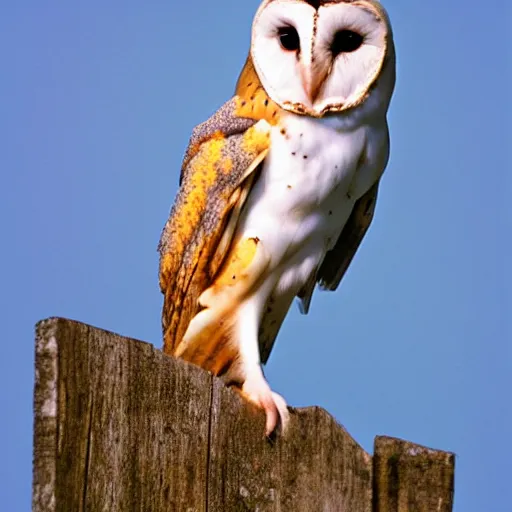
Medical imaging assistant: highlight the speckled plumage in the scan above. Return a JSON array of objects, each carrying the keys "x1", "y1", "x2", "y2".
[{"x1": 159, "y1": 99, "x2": 271, "y2": 351}]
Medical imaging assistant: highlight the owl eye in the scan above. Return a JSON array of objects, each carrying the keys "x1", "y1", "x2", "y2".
[
  {"x1": 331, "y1": 30, "x2": 364, "y2": 56},
  {"x1": 277, "y1": 26, "x2": 300, "y2": 52}
]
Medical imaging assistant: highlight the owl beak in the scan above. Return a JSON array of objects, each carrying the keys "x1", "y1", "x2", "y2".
[{"x1": 300, "y1": 59, "x2": 330, "y2": 106}]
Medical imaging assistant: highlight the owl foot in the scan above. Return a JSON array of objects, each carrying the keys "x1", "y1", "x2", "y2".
[{"x1": 240, "y1": 371, "x2": 289, "y2": 436}]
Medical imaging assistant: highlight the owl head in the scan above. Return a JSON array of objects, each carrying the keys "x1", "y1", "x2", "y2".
[{"x1": 247, "y1": 0, "x2": 395, "y2": 118}]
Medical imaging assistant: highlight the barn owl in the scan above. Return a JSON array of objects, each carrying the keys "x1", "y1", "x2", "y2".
[{"x1": 159, "y1": 0, "x2": 395, "y2": 435}]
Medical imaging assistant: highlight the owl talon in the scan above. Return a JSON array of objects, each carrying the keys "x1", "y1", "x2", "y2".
[
  {"x1": 271, "y1": 391, "x2": 290, "y2": 433},
  {"x1": 240, "y1": 373, "x2": 289, "y2": 436}
]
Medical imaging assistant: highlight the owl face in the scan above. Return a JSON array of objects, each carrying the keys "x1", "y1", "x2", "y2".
[{"x1": 250, "y1": 0, "x2": 394, "y2": 117}]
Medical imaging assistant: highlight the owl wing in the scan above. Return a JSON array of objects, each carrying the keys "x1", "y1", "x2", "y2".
[
  {"x1": 297, "y1": 181, "x2": 380, "y2": 314},
  {"x1": 158, "y1": 98, "x2": 271, "y2": 355},
  {"x1": 316, "y1": 181, "x2": 380, "y2": 291}
]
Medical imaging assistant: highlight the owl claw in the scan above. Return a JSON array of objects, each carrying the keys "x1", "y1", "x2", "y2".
[
  {"x1": 240, "y1": 373, "x2": 289, "y2": 436},
  {"x1": 271, "y1": 391, "x2": 290, "y2": 433}
]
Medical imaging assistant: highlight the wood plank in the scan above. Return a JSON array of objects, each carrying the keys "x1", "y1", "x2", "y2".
[
  {"x1": 33, "y1": 317, "x2": 454, "y2": 512},
  {"x1": 33, "y1": 318, "x2": 211, "y2": 512},
  {"x1": 207, "y1": 378, "x2": 373, "y2": 511},
  {"x1": 373, "y1": 436, "x2": 455, "y2": 512}
]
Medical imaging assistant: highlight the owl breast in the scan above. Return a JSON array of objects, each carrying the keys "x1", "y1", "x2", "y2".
[{"x1": 235, "y1": 112, "x2": 387, "y2": 298}]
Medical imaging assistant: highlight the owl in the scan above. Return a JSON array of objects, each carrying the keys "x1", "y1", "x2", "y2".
[{"x1": 159, "y1": 0, "x2": 395, "y2": 435}]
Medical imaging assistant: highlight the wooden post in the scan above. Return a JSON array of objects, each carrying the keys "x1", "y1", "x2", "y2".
[{"x1": 33, "y1": 318, "x2": 455, "y2": 511}]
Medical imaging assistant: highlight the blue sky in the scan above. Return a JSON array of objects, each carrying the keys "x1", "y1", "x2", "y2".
[{"x1": 1, "y1": 1, "x2": 510, "y2": 510}]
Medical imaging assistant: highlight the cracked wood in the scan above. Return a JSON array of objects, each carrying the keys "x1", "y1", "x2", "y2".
[{"x1": 33, "y1": 317, "x2": 454, "y2": 511}]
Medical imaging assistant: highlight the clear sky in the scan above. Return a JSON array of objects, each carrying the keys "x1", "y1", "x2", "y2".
[{"x1": 1, "y1": 1, "x2": 510, "y2": 510}]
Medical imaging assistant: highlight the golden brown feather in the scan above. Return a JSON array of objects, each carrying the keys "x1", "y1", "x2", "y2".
[{"x1": 159, "y1": 98, "x2": 271, "y2": 359}]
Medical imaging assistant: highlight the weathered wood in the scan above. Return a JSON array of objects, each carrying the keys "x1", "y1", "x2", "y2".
[
  {"x1": 34, "y1": 318, "x2": 211, "y2": 512},
  {"x1": 207, "y1": 384, "x2": 372, "y2": 511},
  {"x1": 373, "y1": 436, "x2": 455, "y2": 512},
  {"x1": 33, "y1": 317, "x2": 454, "y2": 512}
]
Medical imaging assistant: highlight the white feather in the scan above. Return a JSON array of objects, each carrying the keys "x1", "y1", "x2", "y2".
[{"x1": 236, "y1": 110, "x2": 389, "y2": 326}]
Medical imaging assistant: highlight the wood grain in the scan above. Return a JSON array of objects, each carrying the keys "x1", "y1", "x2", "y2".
[
  {"x1": 208, "y1": 379, "x2": 373, "y2": 512},
  {"x1": 34, "y1": 318, "x2": 211, "y2": 512},
  {"x1": 373, "y1": 436, "x2": 455, "y2": 512},
  {"x1": 33, "y1": 318, "x2": 454, "y2": 511}
]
